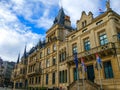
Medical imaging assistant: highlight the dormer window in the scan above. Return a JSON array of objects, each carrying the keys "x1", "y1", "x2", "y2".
[
  {"x1": 82, "y1": 20, "x2": 87, "y2": 28},
  {"x1": 96, "y1": 20, "x2": 103, "y2": 25},
  {"x1": 82, "y1": 28, "x2": 87, "y2": 33},
  {"x1": 82, "y1": 22, "x2": 84, "y2": 28}
]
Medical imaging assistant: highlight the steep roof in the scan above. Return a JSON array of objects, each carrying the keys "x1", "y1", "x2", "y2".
[{"x1": 53, "y1": 8, "x2": 65, "y2": 25}]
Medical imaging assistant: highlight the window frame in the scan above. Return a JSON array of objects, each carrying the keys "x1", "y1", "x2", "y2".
[
  {"x1": 99, "y1": 32, "x2": 108, "y2": 45},
  {"x1": 84, "y1": 38, "x2": 90, "y2": 51},
  {"x1": 103, "y1": 61, "x2": 114, "y2": 79},
  {"x1": 72, "y1": 43, "x2": 77, "y2": 54}
]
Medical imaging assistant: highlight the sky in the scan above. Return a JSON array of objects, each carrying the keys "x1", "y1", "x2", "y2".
[{"x1": 0, "y1": 0, "x2": 120, "y2": 62}]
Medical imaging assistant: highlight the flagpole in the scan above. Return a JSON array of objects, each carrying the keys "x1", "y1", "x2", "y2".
[
  {"x1": 98, "y1": 63, "x2": 102, "y2": 90},
  {"x1": 82, "y1": 66, "x2": 85, "y2": 90},
  {"x1": 77, "y1": 67, "x2": 80, "y2": 90},
  {"x1": 74, "y1": 52, "x2": 80, "y2": 90}
]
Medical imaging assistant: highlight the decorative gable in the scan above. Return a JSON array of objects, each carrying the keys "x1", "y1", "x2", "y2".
[{"x1": 77, "y1": 11, "x2": 93, "y2": 30}]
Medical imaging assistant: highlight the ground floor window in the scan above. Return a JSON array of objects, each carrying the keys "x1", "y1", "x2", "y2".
[
  {"x1": 46, "y1": 74, "x2": 48, "y2": 85},
  {"x1": 52, "y1": 72, "x2": 55, "y2": 84},
  {"x1": 103, "y1": 61, "x2": 113, "y2": 79},
  {"x1": 59, "y1": 70, "x2": 67, "y2": 83},
  {"x1": 73, "y1": 68, "x2": 78, "y2": 81}
]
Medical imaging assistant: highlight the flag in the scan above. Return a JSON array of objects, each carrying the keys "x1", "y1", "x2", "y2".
[
  {"x1": 74, "y1": 52, "x2": 78, "y2": 68},
  {"x1": 99, "y1": 8, "x2": 104, "y2": 14},
  {"x1": 81, "y1": 57, "x2": 85, "y2": 66},
  {"x1": 81, "y1": 57, "x2": 87, "y2": 72},
  {"x1": 96, "y1": 53, "x2": 102, "y2": 70}
]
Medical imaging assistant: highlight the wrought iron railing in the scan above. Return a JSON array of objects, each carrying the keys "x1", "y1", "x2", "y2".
[{"x1": 67, "y1": 42, "x2": 115, "y2": 62}]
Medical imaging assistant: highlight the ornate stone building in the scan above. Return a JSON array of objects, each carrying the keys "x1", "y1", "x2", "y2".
[
  {"x1": 12, "y1": 1, "x2": 120, "y2": 90},
  {"x1": 11, "y1": 46, "x2": 28, "y2": 88}
]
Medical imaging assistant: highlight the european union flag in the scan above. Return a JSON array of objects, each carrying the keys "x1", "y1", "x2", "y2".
[{"x1": 74, "y1": 52, "x2": 78, "y2": 68}]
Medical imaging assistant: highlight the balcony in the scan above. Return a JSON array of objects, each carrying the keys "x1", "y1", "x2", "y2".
[
  {"x1": 67, "y1": 42, "x2": 116, "y2": 64},
  {"x1": 27, "y1": 68, "x2": 42, "y2": 76},
  {"x1": 35, "y1": 68, "x2": 42, "y2": 74}
]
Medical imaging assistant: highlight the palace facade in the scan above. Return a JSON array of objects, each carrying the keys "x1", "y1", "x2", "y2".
[{"x1": 11, "y1": 1, "x2": 120, "y2": 90}]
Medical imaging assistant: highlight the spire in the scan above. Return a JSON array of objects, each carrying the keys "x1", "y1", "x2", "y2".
[
  {"x1": 59, "y1": 0, "x2": 63, "y2": 8},
  {"x1": 17, "y1": 53, "x2": 20, "y2": 64},
  {"x1": 53, "y1": 7, "x2": 65, "y2": 25},
  {"x1": 38, "y1": 39, "x2": 42, "y2": 48},
  {"x1": 23, "y1": 45, "x2": 27, "y2": 58}
]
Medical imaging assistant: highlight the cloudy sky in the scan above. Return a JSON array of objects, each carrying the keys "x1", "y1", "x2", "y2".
[{"x1": 0, "y1": 0, "x2": 120, "y2": 62}]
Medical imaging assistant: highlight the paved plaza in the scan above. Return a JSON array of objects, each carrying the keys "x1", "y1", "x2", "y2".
[{"x1": 0, "y1": 87, "x2": 25, "y2": 90}]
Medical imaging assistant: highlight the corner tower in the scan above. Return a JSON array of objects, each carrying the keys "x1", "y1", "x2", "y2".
[
  {"x1": 46, "y1": 8, "x2": 73, "y2": 43},
  {"x1": 53, "y1": 8, "x2": 71, "y2": 28}
]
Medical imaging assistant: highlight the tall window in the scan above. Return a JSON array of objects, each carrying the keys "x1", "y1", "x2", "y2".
[
  {"x1": 46, "y1": 59, "x2": 50, "y2": 68},
  {"x1": 59, "y1": 71, "x2": 62, "y2": 83},
  {"x1": 47, "y1": 47, "x2": 50, "y2": 55},
  {"x1": 46, "y1": 74, "x2": 48, "y2": 85},
  {"x1": 61, "y1": 52, "x2": 65, "y2": 61},
  {"x1": 103, "y1": 61, "x2": 113, "y2": 79},
  {"x1": 39, "y1": 62, "x2": 41, "y2": 69},
  {"x1": 52, "y1": 57, "x2": 56, "y2": 65},
  {"x1": 32, "y1": 77, "x2": 34, "y2": 84},
  {"x1": 59, "y1": 70, "x2": 67, "y2": 83},
  {"x1": 117, "y1": 32, "x2": 120, "y2": 40},
  {"x1": 35, "y1": 77, "x2": 37, "y2": 84},
  {"x1": 72, "y1": 43, "x2": 77, "y2": 54},
  {"x1": 40, "y1": 52, "x2": 42, "y2": 59},
  {"x1": 59, "y1": 50, "x2": 66, "y2": 62},
  {"x1": 84, "y1": 38, "x2": 90, "y2": 51},
  {"x1": 53, "y1": 44, "x2": 56, "y2": 51},
  {"x1": 38, "y1": 76, "x2": 41, "y2": 84},
  {"x1": 64, "y1": 70, "x2": 67, "y2": 83},
  {"x1": 99, "y1": 32, "x2": 108, "y2": 45},
  {"x1": 52, "y1": 72, "x2": 55, "y2": 84},
  {"x1": 73, "y1": 68, "x2": 77, "y2": 81}
]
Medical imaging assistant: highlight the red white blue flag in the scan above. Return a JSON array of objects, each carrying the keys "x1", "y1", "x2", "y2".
[
  {"x1": 96, "y1": 53, "x2": 102, "y2": 70},
  {"x1": 81, "y1": 57, "x2": 87, "y2": 72}
]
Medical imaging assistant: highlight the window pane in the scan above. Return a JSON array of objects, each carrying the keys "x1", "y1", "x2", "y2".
[{"x1": 72, "y1": 44, "x2": 77, "y2": 54}]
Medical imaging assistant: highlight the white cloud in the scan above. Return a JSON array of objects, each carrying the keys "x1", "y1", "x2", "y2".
[
  {"x1": 0, "y1": 1, "x2": 45, "y2": 62},
  {"x1": 0, "y1": 0, "x2": 119, "y2": 62},
  {"x1": 61, "y1": 0, "x2": 120, "y2": 27}
]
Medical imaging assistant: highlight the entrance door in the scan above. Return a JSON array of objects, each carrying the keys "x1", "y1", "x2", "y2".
[
  {"x1": 87, "y1": 65, "x2": 95, "y2": 82},
  {"x1": 73, "y1": 68, "x2": 77, "y2": 81}
]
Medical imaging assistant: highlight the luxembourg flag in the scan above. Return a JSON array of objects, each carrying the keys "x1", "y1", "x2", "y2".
[
  {"x1": 96, "y1": 53, "x2": 102, "y2": 70},
  {"x1": 81, "y1": 57, "x2": 85, "y2": 66},
  {"x1": 81, "y1": 57, "x2": 87, "y2": 72}
]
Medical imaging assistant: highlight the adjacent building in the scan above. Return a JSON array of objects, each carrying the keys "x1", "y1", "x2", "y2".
[
  {"x1": 12, "y1": 1, "x2": 120, "y2": 90},
  {"x1": 0, "y1": 57, "x2": 15, "y2": 87}
]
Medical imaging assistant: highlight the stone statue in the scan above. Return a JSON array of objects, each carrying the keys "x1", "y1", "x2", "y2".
[{"x1": 106, "y1": 0, "x2": 110, "y2": 10}]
